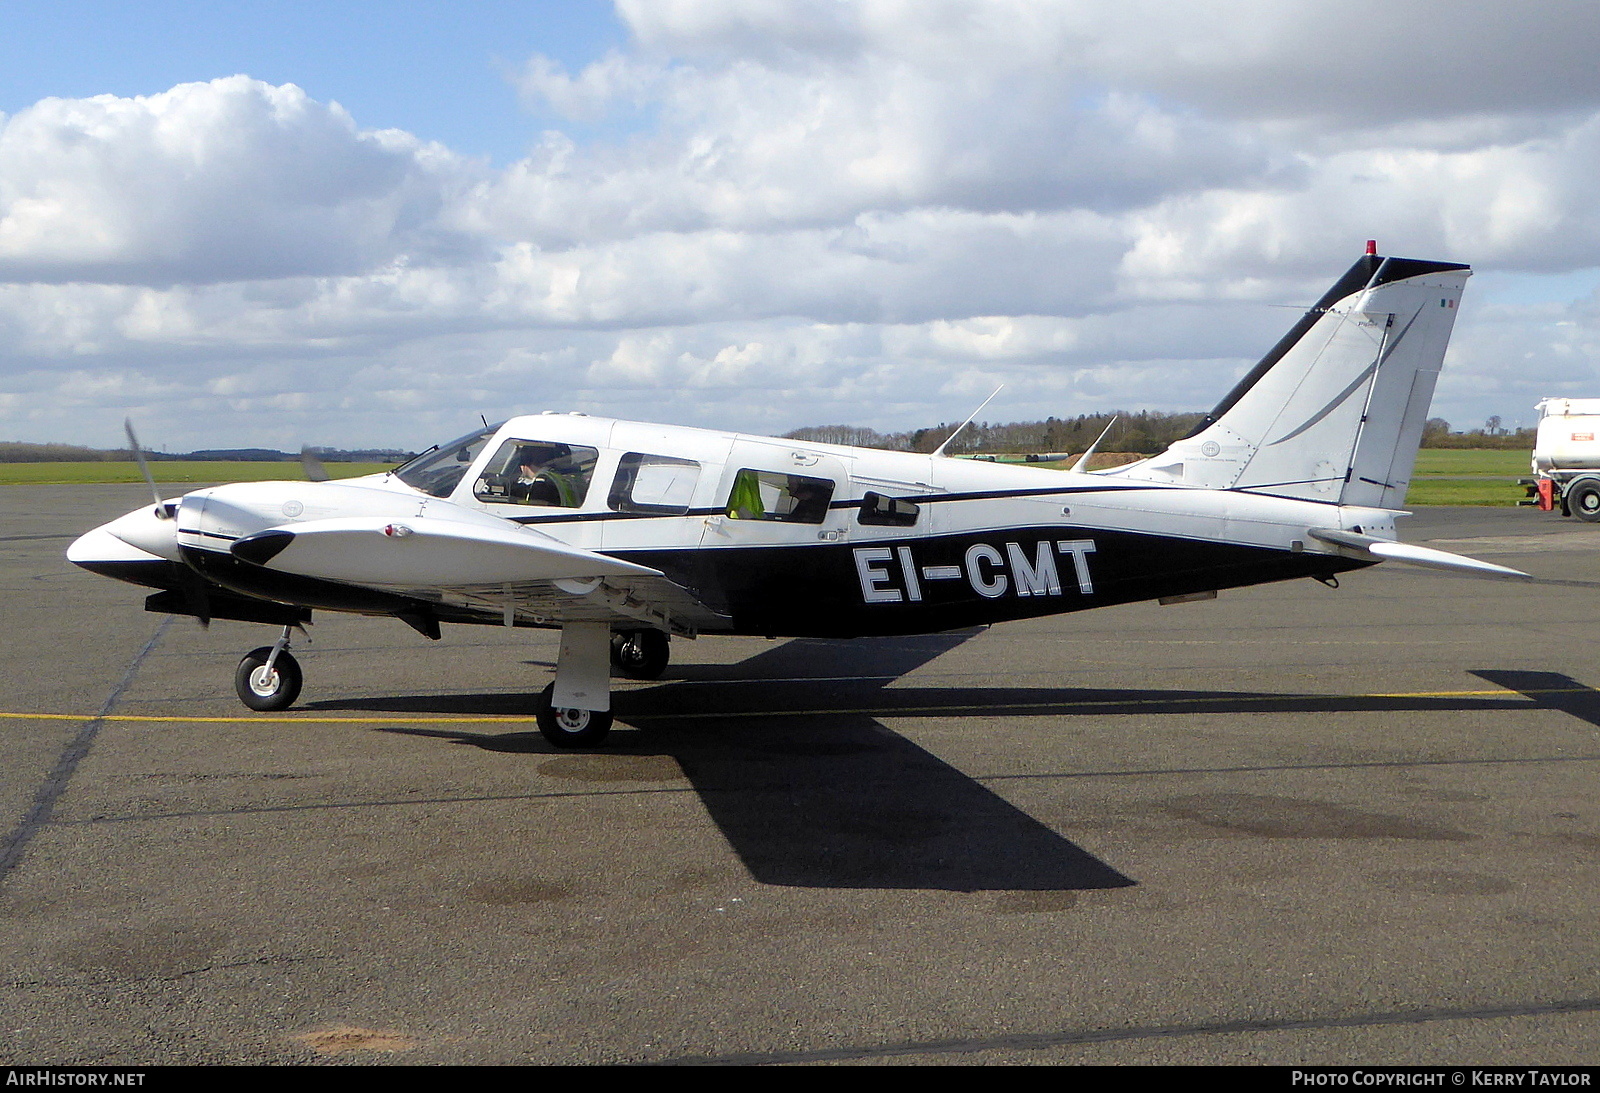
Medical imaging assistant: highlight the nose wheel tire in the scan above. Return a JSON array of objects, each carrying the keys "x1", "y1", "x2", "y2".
[
  {"x1": 610, "y1": 629, "x2": 669, "y2": 680},
  {"x1": 536, "y1": 683, "x2": 613, "y2": 748},
  {"x1": 234, "y1": 647, "x2": 303, "y2": 711}
]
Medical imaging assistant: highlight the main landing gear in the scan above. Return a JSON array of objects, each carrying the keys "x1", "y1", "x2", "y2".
[
  {"x1": 234, "y1": 625, "x2": 303, "y2": 711},
  {"x1": 537, "y1": 625, "x2": 670, "y2": 748},
  {"x1": 610, "y1": 628, "x2": 669, "y2": 680},
  {"x1": 537, "y1": 622, "x2": 615, "y2": 748},
  {"x1": 536, "y1": 682, "x2": 613, "y2": 748}
]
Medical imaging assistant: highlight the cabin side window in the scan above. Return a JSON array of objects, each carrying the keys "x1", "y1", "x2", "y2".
[
  {"x1": 608, "y1": 453, "x2": 701, "y2": 515},
  {"x1": 725, "y1": 469, "x2": 834, "y2": 524},
  {"x1": 473, "y1": 439, "x2": 599, "y2": 508},
  {"x1": 857, "y1": 491, "x2": 920, "y2": 527}
]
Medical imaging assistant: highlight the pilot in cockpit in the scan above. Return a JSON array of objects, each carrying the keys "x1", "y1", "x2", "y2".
[{"x1": 512, "y1": 443, "x2": 577, "y2": 506}]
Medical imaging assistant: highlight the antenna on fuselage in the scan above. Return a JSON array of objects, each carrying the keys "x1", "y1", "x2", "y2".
[
  {"x1": 1069, "y1": 415, "x2": 1118, "y2": 473},
  {"x1": 932, "y1": 385, "x2": 1004, "y2": 458}
]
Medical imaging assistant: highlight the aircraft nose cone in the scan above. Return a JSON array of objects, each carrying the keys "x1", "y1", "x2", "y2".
[{"x1": 103, "y1": 503, "x2": 182, "y2": 562}]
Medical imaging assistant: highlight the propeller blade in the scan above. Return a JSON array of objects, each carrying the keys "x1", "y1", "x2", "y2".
[
  {"x1": 124, "y1": 418, "x2": 167, "y2": 514},
  {"x1": 300, "y1": 446, "x2": 331, "y2": 483}
]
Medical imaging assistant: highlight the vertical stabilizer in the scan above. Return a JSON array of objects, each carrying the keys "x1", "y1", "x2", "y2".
[{"x1": 1116, "y1": 255, "x2": 1470, "y2": 507}]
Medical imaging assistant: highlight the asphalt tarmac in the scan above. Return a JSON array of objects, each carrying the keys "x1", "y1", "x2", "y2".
[{"x1": 2, "y1": 486, "x2": 1599, "y2": 1065}]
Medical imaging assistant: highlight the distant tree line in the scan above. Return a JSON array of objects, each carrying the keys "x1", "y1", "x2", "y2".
[
  {"x1": 0, "y1": 416, "x2": 1538, "y2": 463},
  {"x1": 1420, "y1": 418, "x2": 1536, "y2": 450},
  {"x1": 0, "y1": 442, "x2": 412, "y2": 463},
  {"x1": 0, "y1": 442, "x2": 129, "y2": 463},
  {"x1": 789, "y1": 412, "x2": 1209, "y2": 455},
  {"x1": 786, "y1": 414, "x2": 1536, "y2": 455}
]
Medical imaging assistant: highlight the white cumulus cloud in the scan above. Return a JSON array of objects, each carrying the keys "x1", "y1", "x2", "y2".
[
  {"x1": 0, "y1": 76, "x2": 474, "y2": 285},
  {"x1": 5, "y1": 2, "x2": 1600, "y2": 448}
]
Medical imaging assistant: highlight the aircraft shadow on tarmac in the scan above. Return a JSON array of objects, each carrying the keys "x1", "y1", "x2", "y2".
[
  {"x1": 312, "y1": 631, "x2": 1140, "y2": 892},
  {"x1": 304, "y1": 643, "x2": 1600, "y2": 894}
]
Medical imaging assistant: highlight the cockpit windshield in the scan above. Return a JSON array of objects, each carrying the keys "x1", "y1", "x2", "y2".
[{"x1": 392, "y1": 423, "x2": 502, "y2": 498}]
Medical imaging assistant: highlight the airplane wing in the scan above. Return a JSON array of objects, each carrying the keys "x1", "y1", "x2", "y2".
[
  {"x1": 230, "y1": 516, "x2": 729, "y2": 635},
  {"x1": 1306, "y1": 527, "x2": 1532, "y2": 580}
]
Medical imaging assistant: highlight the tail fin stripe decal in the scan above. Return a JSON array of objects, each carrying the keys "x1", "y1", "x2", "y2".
[
  {"x1": 1266, "y1": 358, "x2": 1378, "y2": 447},
  {"x1": 1264, "y1": 305, "x2": 1423, "y2": 449}
]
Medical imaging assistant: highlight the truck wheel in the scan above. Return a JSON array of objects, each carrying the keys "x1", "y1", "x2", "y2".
[{"x1": 1571, "y1": 482, "x2": 1600, "y2": 522}]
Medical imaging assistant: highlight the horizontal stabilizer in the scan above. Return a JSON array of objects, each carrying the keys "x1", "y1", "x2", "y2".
[
  {"x1": 231, "y1": 516, "x2": 662, "y2": 588},
  {"x1": 1306, "y1": 528, "x2": 1531, "y2": 580}
]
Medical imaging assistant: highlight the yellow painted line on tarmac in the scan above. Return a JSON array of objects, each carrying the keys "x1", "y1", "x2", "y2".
[
  {"x1": 0, "y1": 712, "x2": 522, "y2": 724},
  {"x1": 0, "y1": 686, "x2": 1586, "y2": 726}
]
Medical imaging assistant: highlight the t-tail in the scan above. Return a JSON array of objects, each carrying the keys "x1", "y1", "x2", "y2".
[{"x1": 1118, "y1": 251, "x2": 1471, "y2": 509}]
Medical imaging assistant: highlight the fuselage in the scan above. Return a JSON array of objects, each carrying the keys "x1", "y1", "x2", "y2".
[{"x1": 70, "y1": 411, "x2": 1380, "y2": 639}]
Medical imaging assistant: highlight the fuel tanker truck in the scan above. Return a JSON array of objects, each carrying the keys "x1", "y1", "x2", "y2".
[{"x1": 1522, "y1": 398, "x2": 1600, "y2": 520}]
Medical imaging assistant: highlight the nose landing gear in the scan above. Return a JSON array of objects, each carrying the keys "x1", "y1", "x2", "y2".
[{"x1": 234, "y1": 625, "x2": 304, "y2": 711}]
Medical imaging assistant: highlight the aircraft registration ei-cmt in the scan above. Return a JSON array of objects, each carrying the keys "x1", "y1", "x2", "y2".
[{"x1": 68, "y1": 250, "x2": 1526, "y2": 748}]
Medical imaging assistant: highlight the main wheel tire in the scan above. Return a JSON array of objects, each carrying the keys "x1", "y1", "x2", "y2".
[
  {"x1": 234, "y1": 647, "x2": 303, "y2": 711},
  {"x1": 536, "y1": 682, "x2": 613, "y2": 748},
  {"x1": 1571, "y1": 481, "x2": 1600, "y2": 522},
  {"x1": 610, "y1": 629, "x2": 669, "y2": 680}
]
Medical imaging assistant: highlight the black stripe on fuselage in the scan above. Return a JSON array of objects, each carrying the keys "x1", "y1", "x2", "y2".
[
  {"x1": 502, "y1": 482, "x2": 1186, "y2": 526},
  {"x1": 866, "y1": 483, "x2": 1181, "y2": 507},
  {"x1": 507, "y1": 505, "x2": 726, "y2": 525}
]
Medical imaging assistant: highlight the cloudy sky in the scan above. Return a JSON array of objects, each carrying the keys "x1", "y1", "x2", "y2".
[{"x1": 5, "y1": 0, "x2": 1600, "y2": 452}]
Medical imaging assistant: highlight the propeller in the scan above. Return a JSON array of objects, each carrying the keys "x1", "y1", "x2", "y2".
[
  {"x1": 122, "y1": 416, "x2": 210, "y2": 626},
  {"x1": 124, "y1": 418, "x2": 172, "y2": 518},
  {"x1": 300, "y1": 446, "x2": 331, "y2": 483}
]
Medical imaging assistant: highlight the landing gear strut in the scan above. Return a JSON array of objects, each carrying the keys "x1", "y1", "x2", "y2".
[{"x1": 234, "y1": 626, "x2": 303, "y2": 711}]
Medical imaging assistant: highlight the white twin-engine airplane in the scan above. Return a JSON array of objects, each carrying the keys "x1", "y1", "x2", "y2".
[{"x1": 69, "y1": 251, "x2": 1526, "y2": 748}]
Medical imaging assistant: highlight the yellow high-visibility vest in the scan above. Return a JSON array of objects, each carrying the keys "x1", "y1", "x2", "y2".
[{"x1": 727, "y1": 470, "x2": 764, "y2": 519}]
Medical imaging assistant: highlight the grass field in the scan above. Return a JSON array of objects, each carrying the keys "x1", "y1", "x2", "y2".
[
  {"x1": 1406, "y1": 448, "x2": 1529, "y2": 506},
  {"x1": 1411, "y1": 449, "x2": 1529, "y2": 477},
  {"x1": 0, "y1": 462, "x2": 395, "y2": 485},
  {"x1": 0, "y1": 450, "x2": 1533, "y2": 505}
]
